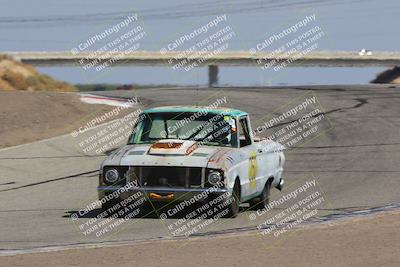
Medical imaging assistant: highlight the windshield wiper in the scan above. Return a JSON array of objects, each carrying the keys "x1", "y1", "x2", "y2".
[
  {"x1": 197, "y1": 125, "x2": 230, "y2": 143},
  {"x1": 186, "y1": 122, "x2": 208, "y2": 140}
]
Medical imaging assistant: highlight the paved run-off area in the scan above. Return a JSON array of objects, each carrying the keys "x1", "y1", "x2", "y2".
[{"x1": 0, "y1": 85, "x2": 399, "y2": 252}]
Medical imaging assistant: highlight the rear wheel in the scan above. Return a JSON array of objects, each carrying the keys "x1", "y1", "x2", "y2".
[{"x1": 250, "y1": 181, "x2": 271, "y2": 210}]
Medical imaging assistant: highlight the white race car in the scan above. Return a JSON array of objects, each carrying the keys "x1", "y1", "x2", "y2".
[{"x1": 98, "y1": 106, "x2": 285, "y2": 218}]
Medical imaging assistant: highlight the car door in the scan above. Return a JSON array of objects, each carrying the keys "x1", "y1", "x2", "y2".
[
  {"x1": 237, "y1": 116, "x2": 260, "y2": 197},
  {"x1": 255, "y1": 138, "x2": 277, "y2": 190}
]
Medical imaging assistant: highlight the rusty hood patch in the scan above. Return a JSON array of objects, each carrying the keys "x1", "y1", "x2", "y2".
[{"x1": 148, "y1": 139, "x2": 198, "y2": 156}]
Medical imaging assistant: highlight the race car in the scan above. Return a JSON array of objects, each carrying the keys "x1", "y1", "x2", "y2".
[{"x1": 98, "y1": 106, "x2": 285, "y2": 218}]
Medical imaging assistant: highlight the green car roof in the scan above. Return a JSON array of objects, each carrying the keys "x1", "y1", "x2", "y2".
[{"x1": 142, "y1": 106, "x2": 247, "y2": 117}]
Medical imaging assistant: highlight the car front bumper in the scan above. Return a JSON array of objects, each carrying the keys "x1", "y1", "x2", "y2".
[{"x1": 97, "y1": 186, "x2": 229, "y2": 202}]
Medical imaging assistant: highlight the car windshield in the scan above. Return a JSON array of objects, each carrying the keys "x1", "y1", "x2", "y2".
[{"x1": 128, "y1": 112, "x2": 238, "y2": 147}]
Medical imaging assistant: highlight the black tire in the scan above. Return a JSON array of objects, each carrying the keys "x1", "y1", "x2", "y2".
[
  {"x1": 101, "y1": 199, "x2": 120, "y2": 214},
  {"x1": 225, "y1": 181, "x2": 240, "y2": 218},
  {"x1": 250, "y1": 181, "x2": 271, "y2": 210}
]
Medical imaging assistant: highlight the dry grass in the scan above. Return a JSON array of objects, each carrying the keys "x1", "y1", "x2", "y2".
[{"x1": 0, "y1": 54, "x2": 76, "y2": 92}]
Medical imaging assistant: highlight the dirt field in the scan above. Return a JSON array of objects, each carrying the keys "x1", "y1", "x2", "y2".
[
  {"x1": 1, "y1": 211, "x2": 399, "y2": 267},
  {"x1": 0, "y1": 91, "x2": 116, "y2": 149}
]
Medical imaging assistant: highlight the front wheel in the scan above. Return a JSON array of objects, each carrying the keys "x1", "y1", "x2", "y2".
[
  {"x1": 224, "y1": 181, "x2": 240, "y2": 218},
  {"x1": 101, "y1": 199, "x2": 120, "y2": 214},
  {"x1": 250, "y1": 181, "x2": 271, "y2": 210}
]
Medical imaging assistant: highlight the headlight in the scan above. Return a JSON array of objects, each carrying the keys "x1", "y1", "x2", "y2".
[
  {"x1": 104, "y1": 169, "x2": 119, "y2": 183},
  {"x1": 208, "y1": 171, "x2": 222, "y2": 185}
]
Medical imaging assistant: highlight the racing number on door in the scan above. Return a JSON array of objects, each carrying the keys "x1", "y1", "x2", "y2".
[{"x1": 248, "y1": 151, "x2": 257, "y2": 189}]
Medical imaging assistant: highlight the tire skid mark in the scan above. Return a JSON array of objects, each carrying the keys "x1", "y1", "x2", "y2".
[{"x1": 0, "y1": 170, "x2": 98, "y2": 193}]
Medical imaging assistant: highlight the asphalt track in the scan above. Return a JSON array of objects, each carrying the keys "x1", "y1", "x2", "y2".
[{"x1": 1, "y1": 85, "x2": 399, "y2": 252}]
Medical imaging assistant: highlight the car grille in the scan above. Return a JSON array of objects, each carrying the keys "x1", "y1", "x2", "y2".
[
  {"x1": 134, "y1": 166, "x2": 203, "y2": 188},
  {"x1": 103, "y1": 166, "x2": 204, "y2": 188}
]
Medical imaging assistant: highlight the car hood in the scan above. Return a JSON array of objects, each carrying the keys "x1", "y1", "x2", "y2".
[{"x1": 102, "y1": 140, "x2": 233, "y2": 168}]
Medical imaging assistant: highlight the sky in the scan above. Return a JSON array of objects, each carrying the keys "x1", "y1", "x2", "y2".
[{"x1": 0, "y1": 0, "x2": 398, "y2": 86}]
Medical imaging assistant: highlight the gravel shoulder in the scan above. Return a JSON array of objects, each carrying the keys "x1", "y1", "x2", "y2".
[{"x1": 1, "y1": 211, "x2": 399, "y2": 267}]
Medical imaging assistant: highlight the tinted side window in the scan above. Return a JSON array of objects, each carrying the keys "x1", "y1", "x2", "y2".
[{"x1": 239, "y1": 117, "x2": 252, "y2": 147}]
